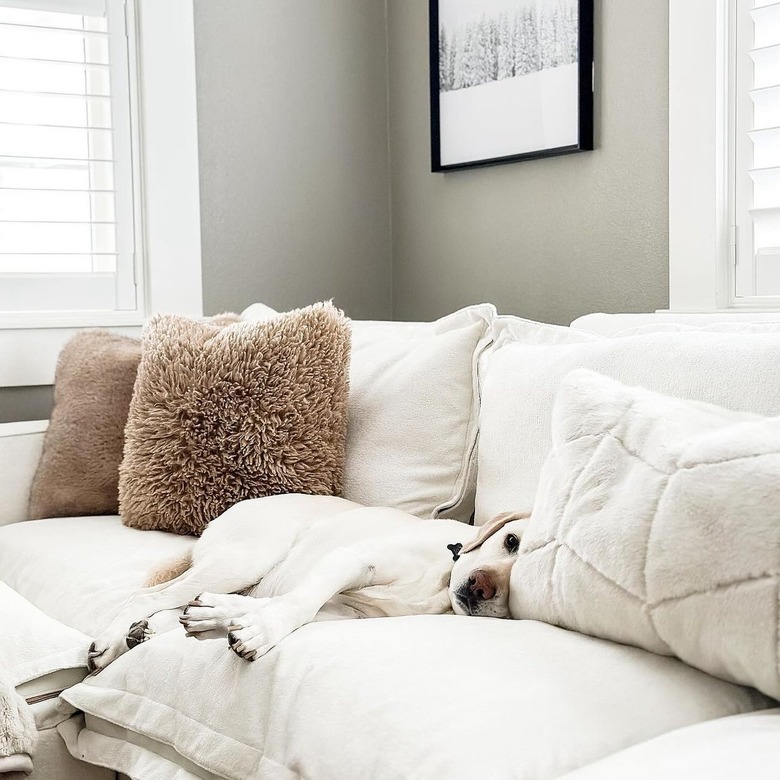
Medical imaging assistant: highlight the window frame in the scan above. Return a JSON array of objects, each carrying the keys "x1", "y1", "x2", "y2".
[
  {"x1": 0, "y1": 0, "x2": 202, "y2": 386},
  {"x1": 668, "y1": 0, "x2": 780, "y2": 312}
]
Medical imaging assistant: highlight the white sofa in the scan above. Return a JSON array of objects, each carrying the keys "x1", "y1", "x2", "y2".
[{"x1": 2, "y1": 306, "x2": 780, "y2": 780}]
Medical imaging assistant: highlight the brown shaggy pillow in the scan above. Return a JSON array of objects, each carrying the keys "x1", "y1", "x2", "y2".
[
  {"x1": 119, "y1": 302, "x2": 351, "y2": 535},
  {"x1": 28, "y1": 331, "x2": 142, "y2": 520}
]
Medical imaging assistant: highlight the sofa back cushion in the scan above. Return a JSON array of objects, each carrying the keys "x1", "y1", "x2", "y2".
[
  {"x1": 510, "y1": 369, "x2": 780, "y2": 700},
  {"x1": 476, "y1": 330, "x2": 780, "y2": 524}
]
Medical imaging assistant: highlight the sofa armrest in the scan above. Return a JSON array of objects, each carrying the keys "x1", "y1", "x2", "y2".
[{"x1": 0, "y1": 421, "x2": 47, "y2": 527}]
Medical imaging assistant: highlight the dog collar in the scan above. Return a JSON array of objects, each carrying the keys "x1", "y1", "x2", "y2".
[{"x1": 446, "y1": 543, "x2": 463, "y2": 562}]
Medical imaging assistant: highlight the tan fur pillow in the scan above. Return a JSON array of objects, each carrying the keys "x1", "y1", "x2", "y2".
[
  {"x1": 28, "y1": 331, "x2": 141, "y2": 520},
  {"x1": 119, "y1": 302, "x2": 351, "y2": 535}
]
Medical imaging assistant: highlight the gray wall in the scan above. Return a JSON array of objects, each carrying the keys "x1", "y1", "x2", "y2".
[
  {"x1": 0, "y1": 387, "x2": 52, "y2": 424},
  {"x1": 387, "y1": 0, "x2": 669, "y2": 325},
  {"x1": 194, "y1": 0, "x2": 392, "y2": 320}
]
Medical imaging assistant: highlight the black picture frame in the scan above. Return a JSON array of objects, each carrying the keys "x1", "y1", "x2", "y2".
[{"x1": 429, "y1": 0, "x2": 594, "y2": 172}]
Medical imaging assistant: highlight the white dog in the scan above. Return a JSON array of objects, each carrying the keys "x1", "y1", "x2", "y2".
[{"x1": 87, "y1": 494, "x2": 529, "y2": 673}]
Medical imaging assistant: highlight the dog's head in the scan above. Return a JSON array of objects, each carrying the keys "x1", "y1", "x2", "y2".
[{"x1": 448, "y1": 511, "x2": 531, "y2": 619}]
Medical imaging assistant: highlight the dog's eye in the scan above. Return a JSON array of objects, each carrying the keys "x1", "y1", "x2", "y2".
[{"x1": 504, "y1": 533, "x2": 520, "y2": 553}]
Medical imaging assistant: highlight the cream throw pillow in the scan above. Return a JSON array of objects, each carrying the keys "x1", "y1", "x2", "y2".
[
  {"x1": 510, "y1": 369, "x2": 780, "y2": 699},
  {"x1": 343, "y1": 305, "x2": 495, "y2": 520}
]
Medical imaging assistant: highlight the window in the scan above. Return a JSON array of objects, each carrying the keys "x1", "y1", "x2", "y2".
[
  {"x1": 734, "y1": 0, "x2": 780, "y2": 300},
  {"x1": 0, "y1": 0, "x2": 201, "y2": 388},
  {"x1": 0, "y1": 0, "x2": 141, "y2": 318},
  {"x1": 669, "y1": 0, "x2": 780, "y2": 311}
]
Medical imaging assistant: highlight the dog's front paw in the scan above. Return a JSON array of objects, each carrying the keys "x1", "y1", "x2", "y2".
[
  {"x1": 180, "y1": 592, "x2": 264, "y2": 638},
  {"x1": 87, "y1": 620, "x2": 155, "y2": 673},
  {"x1": 226, "y1": 601, "x2": 299, "y2": 661},
  {"x1": 87, "y1": 630, "x2": 130, "y2": 674},
  {"x1": 126, "y1": 619, "x2": 153, "y2": 648}
]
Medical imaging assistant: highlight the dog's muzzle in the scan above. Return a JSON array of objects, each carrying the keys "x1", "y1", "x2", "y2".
[{"x1": 455, "y1": 569, "x2": 497, "y2": 614}]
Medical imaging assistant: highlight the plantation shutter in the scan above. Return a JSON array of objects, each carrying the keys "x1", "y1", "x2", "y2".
[
  {"x1": 735, "y1": 0, "x2": 780, "y2": 298},
  {"x1": 0, "y1": 0, "x2": 137, "y2": 314}
]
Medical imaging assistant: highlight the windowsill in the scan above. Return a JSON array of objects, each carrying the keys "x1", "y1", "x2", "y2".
[{"x1": 0, "y1": 311, "x2": 145, "y2": 330}]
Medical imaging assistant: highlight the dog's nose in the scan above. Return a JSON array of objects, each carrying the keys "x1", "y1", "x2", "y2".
[{"x1": 468, "y1": 569, "x2": 496, "y2": 601}]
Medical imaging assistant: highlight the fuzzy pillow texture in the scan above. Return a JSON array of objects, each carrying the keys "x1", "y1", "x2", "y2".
[
  {"x1": 28, "y1": 331, "x2": 141, "y2": 520},
  {"x1": 510, "y1": 369, "x2": 780, "y2": 699},
  {"x1": 119, "y1": 303, "x2": 351, "y2": 535}
]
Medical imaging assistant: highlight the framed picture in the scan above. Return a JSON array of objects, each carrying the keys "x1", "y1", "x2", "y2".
[{"x1": 429, "y1": 0, "x2": 594, "y2": 172}]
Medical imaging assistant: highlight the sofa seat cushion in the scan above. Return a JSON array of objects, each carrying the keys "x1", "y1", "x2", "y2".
[
  {"x1": 559, "y1": 709, "x2": 780, "y2": 780},
  {"x1": 61, "y1": 616, "x2": 771, "y2": 780},
  {"x1": 0, "y1": 516, "x2": 195, "y2": 637}
]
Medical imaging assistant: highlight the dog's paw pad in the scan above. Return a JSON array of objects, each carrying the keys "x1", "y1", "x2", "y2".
[{"x1": 126, "y1": 619, "x2": 152, "y2": 649}]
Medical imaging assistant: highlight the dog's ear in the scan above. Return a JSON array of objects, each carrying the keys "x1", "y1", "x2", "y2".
[{"x1": 460, "y1": 510, "x2": 532, "y2": 555}]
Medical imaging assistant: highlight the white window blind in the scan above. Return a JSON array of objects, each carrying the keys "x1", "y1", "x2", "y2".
[
  {"x1": 734, "y1": 0, "x2": 780, "y2": 299},
  {"x1": 0, "y1": 0, "x2": 139, "y2": 316}
]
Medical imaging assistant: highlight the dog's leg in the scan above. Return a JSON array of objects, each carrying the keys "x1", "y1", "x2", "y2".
[
  {"x1": 226, "y1": 547, "x2": 377, "y2": 660},
  {"x1": 88, "y1": 527, "x2": 301, "y2": 673}
]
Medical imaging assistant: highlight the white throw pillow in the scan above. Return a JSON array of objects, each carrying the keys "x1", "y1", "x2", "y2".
[
  {"x1": 510, "y1": 369, "x2": 780, "y2": 699},
  {"x1": 476, "y1": 329, "x2": 780, "y2": 524},
  {"x1": 344, "y1": 305, "x2": 495, "y2": 520},
  {"x1": 243, "y1": 302, "x2": 496, "y2": 520}
]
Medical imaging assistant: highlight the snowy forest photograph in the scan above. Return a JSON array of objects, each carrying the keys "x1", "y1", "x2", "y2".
[{"x1": 430, "y1": 0, "x2": 593, "y2": 170}]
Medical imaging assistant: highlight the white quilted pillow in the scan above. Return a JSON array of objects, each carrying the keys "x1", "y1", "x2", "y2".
[{"x1": 510, "y1": 369, "x2": 780, "y2": 699}]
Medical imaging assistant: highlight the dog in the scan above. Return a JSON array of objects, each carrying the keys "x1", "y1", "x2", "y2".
[{"x1": 87, "y1": 494, "x2": 530, "y2": 672}]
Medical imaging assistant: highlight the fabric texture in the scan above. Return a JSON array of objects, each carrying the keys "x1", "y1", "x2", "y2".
[
  {"x1": 569, "y1": 311, "x2": 780, "y2": 337},
  {"x1": 559, "y1": 709, "x2": 780, "y2": 780},
  {"x1": 0, "y1": 665, "x2": 37, "y2": 770},
  {"x1": 26, "y1": 724, "x2": 112, "y2": 780},
  {"x1": 27, "y1": 331, "x2": 141, "y2": 521},
  {"x1": 119, "y1": 302, "x2": 351, "y2": 535},
  {"x1": 60, "y1": 616, "x2": 770, "y2": 780},
  {"x1": 59, "y1": 715, "x2": 218, "y2": 780},
  {"x1": 0, "y1": 516, "x2": 195, "y2": 637},
  {"x1": 342, "y1": 305, "x2": 495, "y2": 520},
  {"x1": 0, "y1": 582, "x2": 89, "y2": 692},
  {"x1": 490, "y1": 314, "x2": 603, "y2": 349},
  {"x1": 476, "y1": 329, "x2": 780, "y2": 524},
  {"x1": 510, "y1": 369, "x2": 780, "y2": 699}
]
